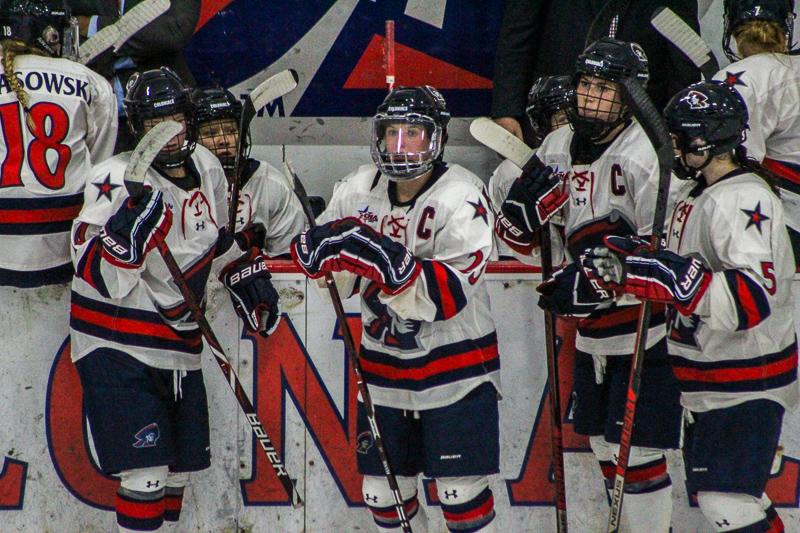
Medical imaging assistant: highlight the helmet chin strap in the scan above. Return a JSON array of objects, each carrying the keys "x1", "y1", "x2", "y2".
[{"x1": 675, "y1": 149, "x2": 712, "y2": 180}]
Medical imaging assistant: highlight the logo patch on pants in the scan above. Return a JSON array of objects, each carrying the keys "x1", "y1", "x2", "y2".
[
  {"x1": 356, "y1": 431, "x2": 374, "y2": 454},
  {"x1": 133, "y1": 422, "x2": 160, "y2": 448}
]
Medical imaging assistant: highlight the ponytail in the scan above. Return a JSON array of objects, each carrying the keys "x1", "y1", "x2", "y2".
[
  {"x1": 733, "y1": 145, "x2": 782, "y2": 196},
  {"x1": 1, "y1": 39, "x2": 47, "y2": 135}
]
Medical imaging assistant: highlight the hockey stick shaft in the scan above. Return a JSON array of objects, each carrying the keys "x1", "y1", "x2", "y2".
[
  {"x1": 468, "y1": 117, "x2": 568, "y2": 532},
  {"x1": 281, "y1": 155, "x2": 413, "y2": 532},
  {"x1": 385, "y1": 20, "x2": 396, "y2": 91},
  {"x1": 123, "y1": 123, "x2": 303, "y2": 508},
  {"x1": 227, "y1": 70, "x2": 299, "y2": 234},
  {"x1": 606, "y1": 78, "x2": 674, "y2": 533}
]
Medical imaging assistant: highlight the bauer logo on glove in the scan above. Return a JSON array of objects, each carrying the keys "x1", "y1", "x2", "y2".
[{"x1": 220, "y1": 250, "x2": 281, "y2": 336}]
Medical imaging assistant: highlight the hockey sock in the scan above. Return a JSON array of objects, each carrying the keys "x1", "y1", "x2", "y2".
[
  {"x1": 163, "y1": 472, "x2": 189, "y2": 522},
  {"x1": 698, "y1": 491, "x2": 780, "y2": 532},
  {"x1": 437, "y1": 476, "x2": 496, "y2": 533},
  {"x1": 116, "y1": 466, "x2": 169, "y2": 532},
  {"x1": 362, "y1": 474, "x2": 427, "y2": 532}
]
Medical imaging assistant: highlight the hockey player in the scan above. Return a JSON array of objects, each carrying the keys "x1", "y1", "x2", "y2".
[
  {"x1": 0, "y1": 0, "x2": 116, "y2": 287},
  {"x1": 291, "y1": 86, "x2": 499, "y2": 532},
  {"x1": 495, "y1": 38, "x2": 684, "y2": 531},
  {"x1": 584, "y1": 80, "x2": 796, "y2": 532},
  {"x1": 69, "y1": 68, "x2": 280, "y2": 532},
  {"x1": 713, "y1": 0, "x2": 800, "y2": 265},
  {"x1": 191, "y1": 86, "x2": 305, "y2": 256}
]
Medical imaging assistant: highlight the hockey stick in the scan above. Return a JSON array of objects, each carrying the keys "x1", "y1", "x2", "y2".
[
  {"x1": 605, "y1": 78, "x2": 674, "y2": 533},
  {"x1": 78, "y1": 0, "x2": 170, "y2": 65},
  {"x1": 585, "y1": 0, "x2": 632, "y2": 46},
  {"x1": 384, "y1": 20, "x2": 396, "y2": 91},
  {"x1": 123, "y1": 121, "x2": 304, "y2": 509},
  {"x1": 651, "y1": 6, "x2": 720, "y2": 80},
  {"x1": 469, "y1": 117, "x2": 568, "y2": 533},
  {"x1": 280, "y1": 149, "x2": 413, "y2": 533},
  {"x1": 226, "y1": 69, "x2": 300, "y2": 234}
]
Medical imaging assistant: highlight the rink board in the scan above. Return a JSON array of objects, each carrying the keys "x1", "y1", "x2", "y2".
[{"x1": 1, "y1": 262, "x2": 799, "y2": 533}]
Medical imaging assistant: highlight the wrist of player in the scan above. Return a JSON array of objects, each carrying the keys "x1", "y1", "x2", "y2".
[
  {"x1": 101, "y1": 190, "x2": 171, "y2": 268},
  {"x1": 621, "y1": 253, "x2": 712, "y2": 315},
  {"x1": 220, "y1": 250, "x2": 281, "y2": 335}
]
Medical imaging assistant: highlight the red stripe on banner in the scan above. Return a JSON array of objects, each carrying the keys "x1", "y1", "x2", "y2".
[
  {"x1": 442, "y1": 493, "x2": 494, "y2": 522},
  {"x1": 0, "y1": 205, "x2": 80, "y2": 223},
  {"x1": 433, "y1": 261, "x2": 457, "y2": 319},
  {"x1": 735, "y1": 274, "x2": 761, "y2": 329},
  {"x1": 673, "y1": 350, "x2": 797, "y2": 383},
  {"x1": 71, "y1": 303, "x2": 200, "y2": 346},
  {"x1": 764, "y1": 158, "x2": 800, "y2": 186},
  {"x1": 361, "y1": 344, "x2": 499, "y2": 381},
  {"x1": 626, "y1": 460, "x2": 667, "y2": 484},
  {"x1": 115, "y1": 494, "x2": 164, "y2": 519}
]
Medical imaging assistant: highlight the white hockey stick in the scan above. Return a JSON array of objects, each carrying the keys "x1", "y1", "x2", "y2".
[
  {"x1": 469, "y1": 117, "x2": 540, "y2": 170},
  {"x1": 651, "y1": 6, "x2": 719, "y2": 80},
  {"x1": 78, "y1": 0, "x2": 170, "y2": 65},
  {"x1": 123, "y1": 119, "x2": 182, "y2": 198},
  {"x1": 227, "y1": 69, "x2": 299, "y2": 233}
]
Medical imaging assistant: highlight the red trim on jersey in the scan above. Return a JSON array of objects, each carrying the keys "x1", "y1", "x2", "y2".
[
  {"x1": 764, "y1": 158, "x2": 800, "y2": 186},
  {"x1": 442, "y1": 493, "x2": 495, "y2": 522},
  {"x1": 672, "y1": 349, "x2": 797, "y2": 383},
  {"x1": 0, "y1": 205, "x2": 81, "y2": 223},
  {"x1": 115, "y1": 494, "x2": 165, "y2": 519},
  {"x1": 431, "y1": 261, "x2": 457, "y2": 319},
  {"x1": 735, "y1": 272, "x2": 762, "y2": 329},
  {"x1": 360, "y1": 343, "x2": 499, "y2": 381},
  {"x1": 71, "y1": 302, "x2": 201, "y2": 346}
]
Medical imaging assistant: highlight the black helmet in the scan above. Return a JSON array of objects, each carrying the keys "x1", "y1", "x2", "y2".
[
  {"x1": 665, "y1": 81, "x2": 749, "y2": 178},
  {"x1": 0, "y1": 0, "x2": 77, "y2": 58},
  {"x1": 124, "y1": 67, "x2": 196, "y2": 168},
  {"x1": 370, "y1": 85, "x2": 450, "y2": 181},
  {"x1": 568, "y1": 38, "x2": 649, "y2": 141},
  {"x1": 526, "y1": 75, "x2": 572, "y2": 144},
  {"x1": 192, "y1": 86, "x2": 245, "y2": 175},
  {"x1": 723, "y1": 0, "x2": 795, "y2": 60}
]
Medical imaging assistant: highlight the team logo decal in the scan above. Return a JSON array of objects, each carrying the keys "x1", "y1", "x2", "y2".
[
  {"x1": 468, "y1": 197, "x2": 489, "y2": 225},
  {"x1": 356, "y1": 431, "x2": 374, "y2": 454},
  {"x1": 133, "y1": 423, "x2": 160, "y2": 448},
  {"x1": 381, "y1": 213, "x2": 409, "y2": 242},
  {"x1": 683, "y1": 90, "x2": 710, "y2": 110},
  {"x1": 92, "y1": 174, "x2": 119, "y2": 201},
  {"x1": 741, "y1": 201, "x2": 770, "y2": 233},
  {"x1": 630, "y1": 43, "x2": 648, "y2": 65}
]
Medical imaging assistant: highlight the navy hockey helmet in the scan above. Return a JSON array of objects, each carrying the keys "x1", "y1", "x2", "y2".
[
  {"x1": 665, "y1": 81, "x2": 749, "y2": 178},
  {"x1": 526, "y1": 75, "x2": 572, "y2": 144},
  {"x1": 568, "y1": 37, "x2": 649, "y2": 141},
  {"x1": 0, "y1": 0, "x2": 78, "y2": 58},
  {"x1": 723, "y1": 0, "x2": 795, "y2": 60},
  {"x1": 124, "y1": 67, "x2": 196, "y2": 168},
  {"x1": 371, "y1": 85, "x2": 450, "y2": 181},
  {"x1": 192, "y1": 86, "x2": 245, "y2": 175}
]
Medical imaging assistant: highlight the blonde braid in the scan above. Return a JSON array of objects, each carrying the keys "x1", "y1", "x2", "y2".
[
  {"x1": 733, "y1": 20, "x2": 790, "y2": 58},
  {"x1": 1, "y1": 39, "x2": 46, "y2": 135}
]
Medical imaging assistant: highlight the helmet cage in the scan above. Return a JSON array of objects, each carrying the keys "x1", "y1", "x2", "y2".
[
  {"x1": 723, "y1": 0, "x2": 796, "y2": 60},
  {"x1": 371, "y1": 113, "x2": 443, "y2": 181},
  {"x1": 192, "y1": 87, "x2": 246, "y2": 177},
  {"x1": 567, "y1": 74, "x2": 629, "y2": 141}
]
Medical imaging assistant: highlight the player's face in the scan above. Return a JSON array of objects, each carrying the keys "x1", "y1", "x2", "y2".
[
  {"x1": 142, "y1": 113, "x2": 188, "y2": 154},
  {"x1": 575, "y1": 75, "x2": 624, "y2": 122},
  {"x1": 549, "y1": 109, "x2": 569, "y2": 131},
  {"x1": 197, "y1": 118, "x2": 238, "y2": 158},
  {"x1": 382, "y1": 123, "x2": 431, "y2": 158}
]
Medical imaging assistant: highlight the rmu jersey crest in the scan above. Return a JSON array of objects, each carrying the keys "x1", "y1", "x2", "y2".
[{"x1": 319, "y1": 163, "x2": 498, "y2": 410}]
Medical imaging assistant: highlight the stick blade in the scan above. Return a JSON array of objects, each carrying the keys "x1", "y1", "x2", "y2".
[
  {"x1": 248, "y1": 69, "x2": 299, "y2": 111},
  {"x1": 113, "y1": 0, "x2": 171, "y2": 51},
  {"x1": 469, "y1": 117, "x2": 536, "y2": 169},
  {"x1": 651, "y1": 6, "x2": 719, "y2": 79},
  {"x1": 78, "y1": 24, "x2": 120, "y2": 64},
  {"x1": 123, "y1": 120, "x2": 182, "y2": 197}
]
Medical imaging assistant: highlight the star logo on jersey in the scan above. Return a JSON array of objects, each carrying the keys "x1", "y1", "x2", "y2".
[
  {"x1": 92, "y1": 174, "x2": 119, "y2": 201},
  {"x1": 468, "y1": 198, "x2": 488, "y2": 225},
  {"x1": 724, "y1": 70, "x2": 747, "y2": 87},
  {"x1": 132, "y1": 422, "x2": 160, "y2": 448},
  {"x1": 741, "y1": 201, "x2": 769, "y2": 233}
]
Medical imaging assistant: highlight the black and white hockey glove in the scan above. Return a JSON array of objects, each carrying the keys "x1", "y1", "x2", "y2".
[
  {"x1": 291, "y1": 217, "x2": 421, "y2": 295},
  {"x1": 101, "y1": 189, "x2": 172, "y2": 268},
  {"x1": 536, "y1": 262, "x2": 613, "y2": 317},
  {"x1": 500, "y1": 165, "x2": 568, "y2": 239},
  {"x1": 582, "y1": 235, "x2": 712, "y2": 316},
  {"x1": 220, "y1": 249, "x2": 281, "y2": 336},
  {"x1": 234, "y1": 222, "x2": 267, "y2": 251}
]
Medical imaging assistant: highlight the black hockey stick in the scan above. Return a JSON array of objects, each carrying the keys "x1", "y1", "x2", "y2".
[
  {"x1": 123, "y1": 121, "x2": 304, "y2": 508},
  {"x1": 605, "y1": 78, "x2": 674, "y2": 533},
  {"x1": 651, "y1": 6, "x2": 720, "y2": 80},
  {"x1": 226, "y1": 70, "x2": 299, "y2": 234},
  {"x1": 469, "y1": 117, "x2": 568, "y2": 533},
  {"x1": 281, "y1": 151, "x2": 413, "y2": 533}
]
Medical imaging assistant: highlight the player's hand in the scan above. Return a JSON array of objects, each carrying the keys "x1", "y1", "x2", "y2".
[
  {"x1": 220, "y1": 249, "x2": 281, "y2": 336},
  {"x1": 101, "y1": 189, "x2": 172, "y2": 268},
  {"x1": 536, "y1": 262, "x2": 613, "y2": 317},
  {"x1": 291, "y1": 217, "x2": 420, "y2": 294},
  {"x1": 500, "y1": 165, "x2": 567, "y2": 239},
  {"x1": 494, "y1": 117, "x2": 524, "y2": 141},
  {"x1": 234, "y1": 223, "x2": 267, "y2": 251}
]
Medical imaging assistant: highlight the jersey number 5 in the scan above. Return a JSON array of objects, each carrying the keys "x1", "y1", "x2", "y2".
[{"x1": 0, "y1": 101, "x2": 72, "y2": 190}]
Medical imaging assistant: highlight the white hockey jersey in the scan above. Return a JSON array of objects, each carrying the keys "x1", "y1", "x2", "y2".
[
  {"x1": 319, "y1": 162, "x2": 499, "y2": 410},
  {"x1": 70, "y1": 145, "x2": 238, "y2": 371},
  {"x1": 0, "y1": 54, "x2": 116, "y2": 286},
  {"x1": 713, "y1": 54, "x2": 800, "y2": 253},
  {"x1": 664, "y1": 170, "x2": 798, "y2": 412},
  {"x1": 232, "y1": 158, "x2": 306, "y2": 256},
  {"x1": 495, "y1": 122, "x2": 688, "y2": 355}
]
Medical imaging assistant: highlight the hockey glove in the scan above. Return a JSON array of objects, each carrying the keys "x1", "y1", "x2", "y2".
[
  {"x1": 220, "y1": 249, "x2": 281, "y2": 335},
  {"x1": 100, "y1": 189, "x2": 172, "y2": 268},
  {"x1": 536, "y1": 262, "x2": 613, "y2": 318},
  {"x1": 234, "y1": 222, "x2": 267, "y2": 251},
  {"x1": 591, "y1": 235, "x2": 711, "y2": 315},
  {"x1": 500, "y1": 165, "x2": 568, "y2": 239},
  {"x1": 291, "y1": 217, "x2": 421, "y2": 294}
]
